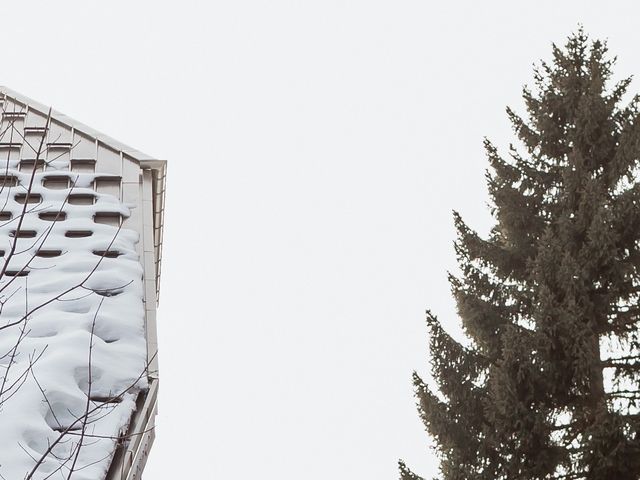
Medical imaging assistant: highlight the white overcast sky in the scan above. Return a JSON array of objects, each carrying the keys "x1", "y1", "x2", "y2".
[{"x1": 3, "y1": 2, "x2": 640, "y2": 479}]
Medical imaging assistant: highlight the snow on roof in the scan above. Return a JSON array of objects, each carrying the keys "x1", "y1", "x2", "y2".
[
  {"x1": 0, "y1": 86, "x2": 166, "y2": 302},
  {"x1": 0, "y1": 90, "x2": 162, "y2": 479}
]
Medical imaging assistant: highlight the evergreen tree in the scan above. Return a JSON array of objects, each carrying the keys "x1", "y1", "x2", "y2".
[{"x1": 402, "y1": 30, "x2": 640, "y2": 480}]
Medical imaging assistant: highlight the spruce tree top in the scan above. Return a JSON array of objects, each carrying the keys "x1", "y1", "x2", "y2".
[{"x1": 403, "y1": 29, "x2": 640, "y2": 480}]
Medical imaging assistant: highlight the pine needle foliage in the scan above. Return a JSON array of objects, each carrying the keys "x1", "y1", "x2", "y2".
[{"x1": 402, "y1": 29, "x2": 640, "y2": 480}]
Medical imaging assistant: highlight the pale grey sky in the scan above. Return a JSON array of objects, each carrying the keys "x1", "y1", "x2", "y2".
[{"x1": 2, "y1": 1, "x2": 640, "y2": 479}]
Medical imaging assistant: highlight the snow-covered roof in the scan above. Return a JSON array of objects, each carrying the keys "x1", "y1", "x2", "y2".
[
  {"x1": 0, "y1": 86, "x2": 166, "y2": 302},
  {"x1": 0, "y1": 88, "x2": 164, "y2": 479}
]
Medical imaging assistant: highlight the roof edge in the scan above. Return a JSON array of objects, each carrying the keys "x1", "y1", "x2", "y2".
[{"x1": 0, "y1": 86, "x2": 157, "y2": 163}]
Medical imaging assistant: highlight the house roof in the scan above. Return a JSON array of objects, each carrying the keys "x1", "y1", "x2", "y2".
[
  {"x1": 0, "y1": 86, "x2": 156, "y2": 162},
  {"x1": 0, "y1": 86, "x2": 167, "y2": 301},
  {"x1": 0, "y1": 87, "x2": 165, "y2": 479}
]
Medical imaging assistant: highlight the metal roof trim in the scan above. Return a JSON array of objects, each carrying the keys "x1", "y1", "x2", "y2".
[{"x1": 0, "y1": 86, "x2": 157, "y2": 163}]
